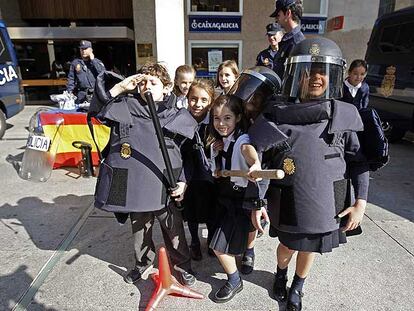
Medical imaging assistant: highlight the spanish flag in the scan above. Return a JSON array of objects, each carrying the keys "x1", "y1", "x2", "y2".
[{"x1": 39, "y1": 111, "x2": 110, "y2": 168}]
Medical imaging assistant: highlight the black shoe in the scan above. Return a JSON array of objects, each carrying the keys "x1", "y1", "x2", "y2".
[
  {"x1": 178, "y1": 269, "x2": 196, "y2": 287},
  {"x1": 286, "y1": 289, "x2": 303, "y2": 311},
  {"x1": 272, "y1": 274, "x2": 288, "y2": 302},
  {"x1": 190, "y1": 245, "x2": 202, "y2": 261},
  {"x1": 123, "y1": 265, "x2": 151, "y2": 284},
  {"x1": 240, "y1": 254, "x2": 255, "y2": 275},
  {"x1": 212, "y1": 279, "x2": 243, "y2": 303}
]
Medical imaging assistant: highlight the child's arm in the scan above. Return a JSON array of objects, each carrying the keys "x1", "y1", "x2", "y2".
[
  {"x1": 241, "y1": 144, "x2": 262, "y2": 181},
  {"x1": 109, "y1": 74, "x2": 145, "y2": 97}
]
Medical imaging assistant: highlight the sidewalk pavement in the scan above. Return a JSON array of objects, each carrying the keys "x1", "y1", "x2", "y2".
[{"x1": 1, "y1": 106, "x2": 413, "y2": 311}]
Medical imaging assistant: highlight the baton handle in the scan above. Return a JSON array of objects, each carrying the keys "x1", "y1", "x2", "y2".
[
  {"x1": 144, "y1": 91, "x2": 182, "y2": 209},
  {"x1": 217, "y1": 169, "x2": 285, "y2": 180}
]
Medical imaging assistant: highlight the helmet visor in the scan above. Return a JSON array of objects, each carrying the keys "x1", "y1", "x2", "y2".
[
  {"x1": 228, "y1": 74, "x2": 275, "y2": 120},
  {"x1": 282, "y1": 62, "x2": 344, "y2": 100}
]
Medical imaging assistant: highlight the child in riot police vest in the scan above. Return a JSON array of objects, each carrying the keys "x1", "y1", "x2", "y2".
[
  {"x1": 181, "y1": 79, "x2": 217, "y2": 260},
  {"x1": 246, "y1": 38, "x2": 369, "y2": 311},
  {"x1": 90, "y1": 62, "x2": 198, "y2": 287}
]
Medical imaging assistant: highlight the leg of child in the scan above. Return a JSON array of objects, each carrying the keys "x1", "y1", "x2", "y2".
[
  {"x1": 123, "y1": 212, "x2": 156, "y2": 284},
  {"x1": 288, "y1": 251, "x2": 316, "y2": 308},
  {"x1": 213, "y1": 250, "x2": 243, "y2": 302},
  {"x1": 273, "y1": 243, "x2": 296, "y2": 301},
  {"x1": 240, "y1": 230, "x2": 257, "y2": 274},
  {"x1": 187, "y1": 221, "x2": 202, "y2": 260},
  {"x1": 156, "y1": 206, "x2": 195, "y2": 286},
  {"x1": 131, "y1": 211, "x2": 156, "y2": 268}
]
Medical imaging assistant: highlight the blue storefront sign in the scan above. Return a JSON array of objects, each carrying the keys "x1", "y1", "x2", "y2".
[
  {"x1": 189, "y1": 16, "x2": 241, "y2": 32},
  {"x1": 301, "y1": 17, "x2": 326, "y2": 34}
]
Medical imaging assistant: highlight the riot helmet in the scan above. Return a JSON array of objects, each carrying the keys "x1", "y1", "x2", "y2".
[
  {"x1": 228, "y1": 66, "x2": 281, "y2": 120},
  {"x1": 282, "y1": 37, "x2": 346, "y2": 101}
]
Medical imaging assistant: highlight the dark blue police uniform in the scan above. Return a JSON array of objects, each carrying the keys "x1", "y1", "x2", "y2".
[
  {"x1": 256, "y1": 23, "x2": 283, "y2": 69},
  {"x1": 272, "y1": 26, "x2": 305, "y2": 78},
  {"x1": 67, "y1": 40, "x2": 105, "y2": 104},
  {"x1": 256, "y1": 46, "x2": 279, "y2": 69}
]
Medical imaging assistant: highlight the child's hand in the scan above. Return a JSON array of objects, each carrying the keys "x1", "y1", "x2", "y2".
[
  {"x1": 247, "y1": 162, "x2": 262, "y2": 182},
  {"x1": 251, "y1": 207, "x2": 270, "y2": 234},
  {"x1": 338, "y1": 199, "x2": 366, "y2": 232},
  {"x1": 212, "y1": 140, "x2": 224, "y2": 152},
  {"x1": 109, "y1": 74, "x2": 145, "y2": 98},
  {"x1": 119, "y1": 74, "x2": 145, "y2": 92},
  {"x1": 170, "y1": 182, "x2": 187, "y2": 202}
]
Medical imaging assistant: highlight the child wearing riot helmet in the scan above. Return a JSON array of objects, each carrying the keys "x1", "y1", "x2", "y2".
[
  {"x1": 341, "y1": 59, "x2": 370, "y2": 110},
  {"x1": 245, "y1": 38, "x2": 369, "y2": 311},
  {"x1": 90, "y1": 62, "x2": 198, "y2": 287},
  {"x1": 207, "y1": 95, "x2": 263, "y2": 303},
  {"x1": 216, "y1": 60, "x2": 239, "y2": 94},
  {"x1": 173, "y1": 64, "x2": 196, "y2": 109},
  {"x1": 181, "y1": 79, "x2": 217, "y2": 260}
]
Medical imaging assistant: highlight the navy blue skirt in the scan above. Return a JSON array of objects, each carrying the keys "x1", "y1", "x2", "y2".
[
  {"x1": 209, "y1": 178, "x2": 255, "y2": 256},
  {"x1": 269, "y1": 226, "x2": 347, "y2": 254}
]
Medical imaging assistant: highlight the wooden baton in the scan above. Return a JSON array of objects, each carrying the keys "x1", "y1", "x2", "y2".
[{"x1": 216, "y1": 169, "x2": 285, "y2": 180}]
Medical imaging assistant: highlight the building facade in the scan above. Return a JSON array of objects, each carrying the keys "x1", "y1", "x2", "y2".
[{"x1": 0, "y1": 0, "x2": 413, "y2": 84}]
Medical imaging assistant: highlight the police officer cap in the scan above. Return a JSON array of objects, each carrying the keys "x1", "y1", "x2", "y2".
[
  {"x1": 79, "y1": 40, "x2": 92, "y2": 49},
  {"x1": 270, "y1": 0, "x2": 296, "y2": 17},
  {"x1": 266, "y1": 23, "x2": 282, "y2": 35}
]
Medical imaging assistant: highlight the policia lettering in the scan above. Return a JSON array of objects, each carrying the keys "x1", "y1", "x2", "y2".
[{"x1": 0, "y1": 65, "x2": 18, "y2": 85}]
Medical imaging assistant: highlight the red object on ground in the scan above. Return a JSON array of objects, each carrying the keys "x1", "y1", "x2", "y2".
[{"x1": 145, "y1": 247, "x2": 204, "y2": 311}]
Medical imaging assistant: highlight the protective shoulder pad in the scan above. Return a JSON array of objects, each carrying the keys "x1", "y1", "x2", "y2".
[
  {"x1": 329, "y1": 100, "x2": 364, "y2": 134},
  {"x1": 164, "y1": 108, "x2": 197, "y2": 139},
  {"x1": 248, "y1": 114, "x2": 288, "y2": 153}
]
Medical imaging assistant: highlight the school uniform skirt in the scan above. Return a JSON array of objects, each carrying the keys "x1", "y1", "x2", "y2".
[
  {"x1": 209, "y1": 178, "x2": 255, "y2": 256},
  {"x1": 269, "y1": 226, "x2": 347, "y2": 254}
]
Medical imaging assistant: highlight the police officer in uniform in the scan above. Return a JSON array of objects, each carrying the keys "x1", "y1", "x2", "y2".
[
  {"x1": 233, "y1": 38, "x2": 369, "y2": 311},
  {"x1": 269, "y1": 0, "x2": 305, "y2": 78},
  {"x1": 256, "y1": 23, "x2": 284, "y2": 69},
  {"x1": 67, "y1": 40, "x2": 105, "y2": 105}
]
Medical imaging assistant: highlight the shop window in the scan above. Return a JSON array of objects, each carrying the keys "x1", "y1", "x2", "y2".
[
  {"x1": 188, "y1": 41, "x2": 242, "y2": 78},
  {"x1": 188, "y1": 0, "x2": 242, "y2": 15},
  {"x1": 302, "y1": 0, "x2": 328, "y2": 17}
]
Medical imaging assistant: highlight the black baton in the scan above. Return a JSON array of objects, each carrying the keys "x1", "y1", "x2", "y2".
[{"x1": 144, "y1": 91, "x2": 182, "y2": 210}]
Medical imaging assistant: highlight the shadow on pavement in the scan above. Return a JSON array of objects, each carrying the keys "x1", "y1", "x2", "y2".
[{"x1": 0, "y1": 265, "x2": 58, "y2": 311}]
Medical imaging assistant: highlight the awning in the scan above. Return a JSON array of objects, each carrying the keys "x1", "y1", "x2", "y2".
[{"x1": 8, "y1": 26, "x2": 135, "y2": 41}]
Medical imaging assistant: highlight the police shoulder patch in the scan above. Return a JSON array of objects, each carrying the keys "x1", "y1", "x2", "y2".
[
  {"x1": 120, "y1": 143, "x2": 132, "y2": 159},
  {"x1": 75, "y1": 63, "x2": 81, "y2": 72},
  {"x1": 283, "y1": 157, "x2": 296, "y2": 175}
]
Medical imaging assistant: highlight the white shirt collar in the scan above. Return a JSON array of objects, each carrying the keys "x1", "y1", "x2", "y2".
[
  {"x1": 344, "y1": 79, "x2": 362, "y2": 97},
  {"x1": 223, "y1": 131, "x2": 236, "y2": 152}
]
